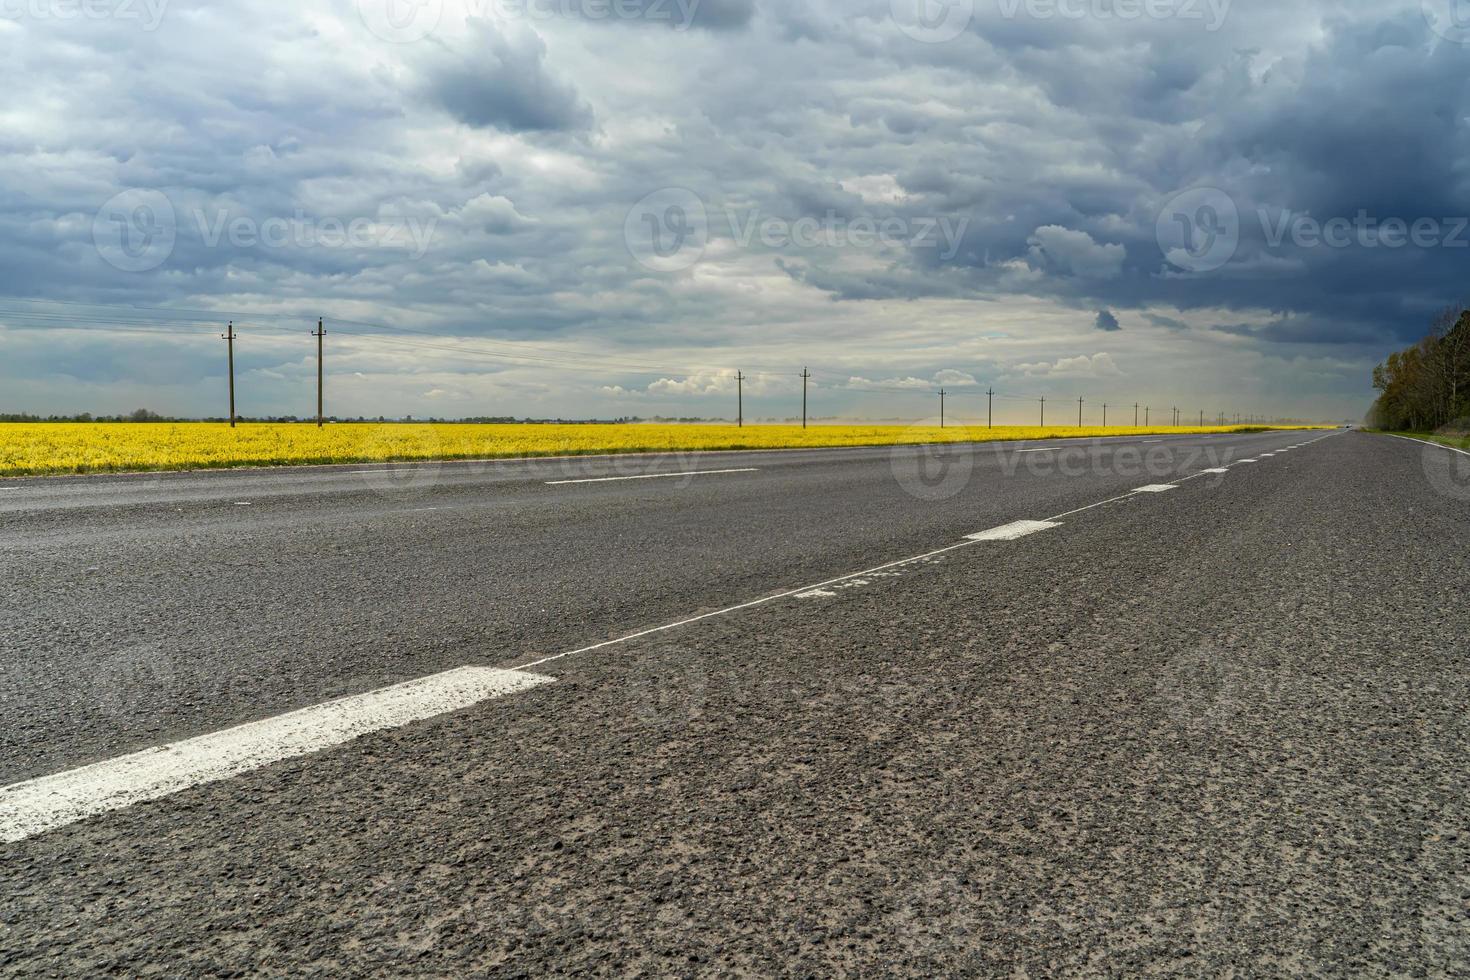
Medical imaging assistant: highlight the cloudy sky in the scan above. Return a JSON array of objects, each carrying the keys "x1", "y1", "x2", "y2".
[{"x1": 2, "y1": 0, "x2": 1468, "y2": 422}]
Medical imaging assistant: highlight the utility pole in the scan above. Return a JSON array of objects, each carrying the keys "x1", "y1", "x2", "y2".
[
  {"x1": 1199, "y1": 409, "x2": 1204, "y2": 427},
  {"x1": 313, "y1": 318, "x2": 326, "y2": 428},
  {"x1": 222, "y1": 321, "x2": 237, "y2": 428},
  {"x1": 987, "y1": 387, "x2": 994, "y2": 428},
  {"x1": 1078, "y1": 396, "x2": 1084, "y2": 428},
  {"x1": 800, "y1": 367, "x2": 811, "y2": 429},
  {"x1": 1040, "y1": 396, "x2": 1046, "y2": 427},
  {"x1": 1103, "y1": 403, "x2": 1108, "y2": 427},
  {"x1": 1173, "y1": 406, "x2": 1179, "y2": 426},
  {"x1": 1134, "y1": 403, "x2": 1139, "y2": 427},
  {"x1": 939, "y1": 388, "x2": 946, "y2": 428},
  {"x1": 736, "y1": 371, "x2": 744, "y2": 428},
  {"x1": 1145, "y1": 406, "x2": 1150, "y2": 426}
]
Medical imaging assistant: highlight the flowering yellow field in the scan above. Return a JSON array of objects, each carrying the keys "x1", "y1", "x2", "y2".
[{"x1": 0, "y1": 422, "x2": 1321, "y2": 477}]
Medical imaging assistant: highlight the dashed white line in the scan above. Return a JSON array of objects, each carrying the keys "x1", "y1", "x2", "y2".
[
  {"x1": 1236, "y1": 459, "x2": 1258, "y2": 464},
  {"x1": 1200, "y1": 468, "x2": 1229, "y2": 475},
  {"x1": 1, "y1": 430, "x2": 1332, "y2": 842},
  {"x1": 546, "y1": 468, "x2": 759, "y2": 486},
  {"x1": 1133, "y1": 485, "x2": 1178, "y2": 493},
  {"x1": 0, "y1": 667, "x2": 554, "y2": 844},
  {"x1": 965, "y1": 520, "x2": 1061, "y2": 541}
]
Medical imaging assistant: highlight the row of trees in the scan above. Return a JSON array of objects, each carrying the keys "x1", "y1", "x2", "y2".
[{"x1": 1369, "y1": 308, "x2": 1470, "y2": 432}]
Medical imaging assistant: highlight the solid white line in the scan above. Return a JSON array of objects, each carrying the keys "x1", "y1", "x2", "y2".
[
  {"x1": 1382, "y1": 433, "x2": 1470, "y2": 457},
  {"x1": 511, "y1": 541, "x2": 978, "y2": 672},
  {"x1": 514, "y1": 430, "x2": 1341, "y2": 675},
  {"x1": 1133, "y1": 485, "x2": 1177, "y2": 493},
  {"x1": 965, "y1": 520, "x2": 1061, "y2": 541},
  {"x1": 0, "y1": 667, "x2": 553, "y2": 844},
  {"x1": 545, "y1": 468, "x2": 759, "y2": 486}
]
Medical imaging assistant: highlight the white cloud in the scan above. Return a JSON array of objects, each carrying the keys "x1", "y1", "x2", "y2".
[
  {"x1": 1026, "y1": 226, "x2": 1126, "y2": 280},
  {"x1": 1015, "y1": 353, "x2": 1123, "y2": 379}
]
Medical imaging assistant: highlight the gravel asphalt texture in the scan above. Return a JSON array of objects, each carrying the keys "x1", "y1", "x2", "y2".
[{"x1": 2, "y1": 429, "x2": 1467, "y2": 975}]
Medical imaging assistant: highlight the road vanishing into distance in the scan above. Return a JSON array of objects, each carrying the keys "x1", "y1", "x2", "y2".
[{"x1": 2, "y1": 429, "x2": 1468, "y2": 974}]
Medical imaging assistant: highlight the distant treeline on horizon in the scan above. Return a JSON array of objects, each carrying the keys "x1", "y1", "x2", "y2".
[{"x1": 1369, "y1": 308, "x2": 1470, "y2": 433}]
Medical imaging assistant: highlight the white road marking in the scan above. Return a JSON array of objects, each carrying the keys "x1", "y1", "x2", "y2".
[
  {"x1": 1236, "y1": 459, "x2": 1258, "y2": 464},
  {"x1": 1133, "y1": 485, "x2": 1177, "y2": 493},
  {"x1": 233, "y1": 502, "x2": 252, "y2": 506},
  {"x1": 516, "y1": 432, "x2": 1351, "y2": 672},
  {"x1": 1383, "y1": 433, "x2": 1470, "y2": 457},
  {"x1": 0, "y1": 427, "x2": 1327, "y2": 840},
  {"x1": 1200, "y1": 468, "x2": 1229, "y2": 474},
  {"x1": 546, "y1": 468, "x2": 759, "y2": 486},
  {"x1": 965, "y1": 520, "x2": 1061, "y2": 541},
  {"x1": 0, "y1": 487, "x2": 19, "y2": 491},
  {"x1": 0, "y1": 667, "x2": 553, "y2": 844}
]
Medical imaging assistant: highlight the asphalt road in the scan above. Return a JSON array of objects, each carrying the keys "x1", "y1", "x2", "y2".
[{"x1": 2, "y1": 428, "x2": 1468, "y2": 975}]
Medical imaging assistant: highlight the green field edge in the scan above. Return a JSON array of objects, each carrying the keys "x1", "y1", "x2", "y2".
[{"x1": 0, "y1": 425, "x2": 1315, "y2": 479}]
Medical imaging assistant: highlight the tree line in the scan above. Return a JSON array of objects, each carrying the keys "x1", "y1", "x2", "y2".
[{"x1": 1369, "y1": 308, "x2": 1470, "y2": 432}]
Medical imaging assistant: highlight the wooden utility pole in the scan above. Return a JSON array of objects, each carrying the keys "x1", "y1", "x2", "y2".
[
  {"x1": 939, "y1": 388, "x2": 946, "y2": 428},
  {"x1": 313, "y1": 318, "x2": 326, "y2": 428},
  {"x1": 987, "y1": 387, "x2": 994, "y2": 428},
  {"x1": 736, "y1": 370, "x2": 745, "y2": 428},
  {"x1": 1134, "y1": 402, "x2": 1139, "y2": 427},
  {"x1": 1103, "y1": 403, "x2": 1108, "y2": 427},
  {"x1": 222, "y1": 322, "x2": 237, "y2": 428},
  {"x1": 1077, "y1": 396, "x2": 1084, "y2": 427},
  {"x1": 800, "y1": 368, "x2": 811, "y2": 429},
  {"x1": 1040, "y1": 396, "x2": 1046, "y2": 427}
]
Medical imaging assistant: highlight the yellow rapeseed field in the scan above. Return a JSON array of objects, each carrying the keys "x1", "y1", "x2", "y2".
[{"x1": 0, "y1": 422, "x2": 1326, "y2": 477}]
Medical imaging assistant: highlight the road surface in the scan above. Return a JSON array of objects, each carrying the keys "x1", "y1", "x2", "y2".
[{"x1": 1, "y1": 429, "x2": 1467, "y2": 974}]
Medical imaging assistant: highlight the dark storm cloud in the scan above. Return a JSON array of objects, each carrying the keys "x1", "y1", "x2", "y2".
[
  {"x1": 1095, "y1": 309, "x2": 1120, "y2": 332},
  {"x1": 0, "y1": 0, "x2": 1460, "y2": 419},
  {"x1": 426, "y1": 22, "x2": 593, "y2": 132}
]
